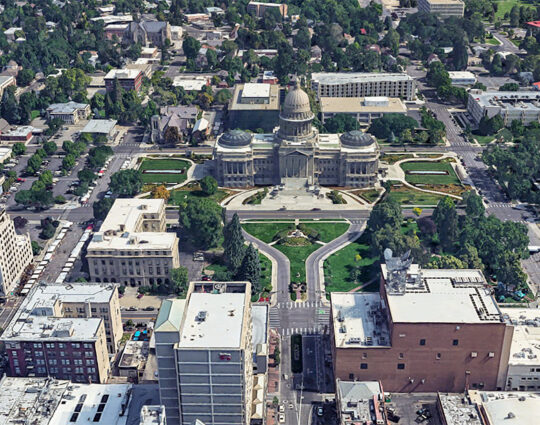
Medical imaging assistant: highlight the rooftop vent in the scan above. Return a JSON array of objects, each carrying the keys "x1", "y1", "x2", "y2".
[
  {"x1": 228, "y1": 310, "x2": 235, "y2": 316},
  {"x1": 196, "y1": 311, "x2": 207, "y2": 322}
]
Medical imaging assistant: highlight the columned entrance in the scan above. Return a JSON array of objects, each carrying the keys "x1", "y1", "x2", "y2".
[{"x1": 283, "y1": 152, "x2": 308, "y2": 178}]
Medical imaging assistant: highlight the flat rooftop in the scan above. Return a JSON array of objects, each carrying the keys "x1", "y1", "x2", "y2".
[
  {"x1": 0, "y1": 125, "x2": 35, "y2": 136},
  {"x1": 88, "y1": 231, "x2": 177, "y2": 251},
  {"x1": 471, "y1": 91, "x2": 540, "y2": 112},
  {"x1": 331, "y1": 292, "x2": 391, "y2": 348},
  {"x1": 336, "y1": 380, "x2": 383, "y2": 424},
  {"x1": 105, "y1": 69, "x2": 141, "y2": 80},
  {"x1": 49, "y1": 383, "x2": 131, "y2": 425},
  {"x1": 311, "y1": 72, "x2": 413, "y2": 85},
  {"x1": 0, "y1": 377, "x2": 70, "y2": 425},
  {"x1": 469, "y1": 391, "x2": 540, "y2": 425},
  {"x1": 426, "y1": 0, "x2": 463, "y2": 4},
  {"x1": 81, "y1": 119, "x2": 117, "y2": 134},
  {"x1": 101, "y1": 199, "x2": 163, "y2": 233},
  {"x1": 27, "y1": 282, "x2": 115, "y2": 309},
  {"x1": 500, "y1": 308, "x2": 540, "y2": 365},
  {"x1": 382, "y1": 266, "x2": 502, "y2": 324},
  {"x1": 47, "y1": 101, "x2": 88, "y2": 114},
  {"x1": 179, "y1": 292, "x2": 246, "y2": 349},
  {"x1": 438, "y1": 393, "x2": 482, "y2": 425},
  {"x1": 119, "y1": 340, "x2": 149, "y2": 369},
  {"x1": 230, "y1": 83, "x2": 280, "y2": 111},
  {"x1": 242, "y1": 83, "x2": 270, "y2": 98},
  {"x1": 448, "y1": 71, "x2": 476, "y2": 79},
  {"x1": 252, "y1": 304, "x2": 268, "y2": 353},
  {"x1": 320, "y1": 96, "x2": 407, "y2": 113}
]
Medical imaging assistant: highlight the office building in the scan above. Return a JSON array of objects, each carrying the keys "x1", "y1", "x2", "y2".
[
  {"x1": 247, "y1": 1, "x2": 287, "y2": 18},
  {"x1": 448, "y1": 71, "x2": 477, "y2": 86},
  {"x1": 0, "y1": 125, "x2": 36, "y2": 143},
  {"x1": 105, "y1": 69, "x2": 144, "y2": 93},
  {"x1": 46, "y1": 101, "x2": 91, "y2": 124},
  {"x1": 214, "y1": 84, "x2": 380, "y2": 188},
  {"x1": 80, "y1": 119, "x2": 118, "y2": 141},
  {"x1": 1, "y1": 301, "x2": 111, "y2": 383},
  {"x1": 228, "y1": 83, "x2": 280, "y2": 131},
  {"x1": 0, "y1": 377, "x2": 131, "y2": 425},
  {"x1": 500, "y1": 308, "x2": 540, "y2": 391},
  {"x1": 118, "y1": 340, "x2": 150, "y2": 380},
  {"x1": 320, "y1": 96, "x2": 407, "y2": 126},
  {"x1": 0, "y1": 209, "x2": 33, "y2": 295},
  {"x1": 311, "y1": 72, "x2": 416, "y2": 101},
  {"x1": 418, "y1": 0, "x2": 465, "y2": 18},
  {"x1": 467, "y1": 90, "x2": 540, "y2": 126},
  {"x1": 87, "y1": 199, "x2": 180, "y2": 287},
  {"x1": 331, "y1": 250, "x2": 513, "y2": 392},
  {"x1": 155, "y1": 281, "x2": 254, "y2": 425},
  {"x1": 19, "y1": 282, "x2": 123, "y2": 355}
]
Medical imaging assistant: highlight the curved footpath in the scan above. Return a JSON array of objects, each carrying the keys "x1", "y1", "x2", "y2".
[
  {"x1": 305, "y1": 222, "x2": 366, "y2": 304},
  {"x1": 242, "y1": 229, "x2": 291, "y2": 306}
]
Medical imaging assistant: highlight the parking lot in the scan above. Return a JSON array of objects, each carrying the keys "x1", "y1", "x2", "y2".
[{"x1": 386, "y1": 393, "x2": 443, "y2": 425}]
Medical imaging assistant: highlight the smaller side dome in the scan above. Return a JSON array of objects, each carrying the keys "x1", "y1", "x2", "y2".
[
  {"x1": 219, "y1": 129, "x2": 252, "y2": 147},
  {"x1": 340, "y1": 130, "x2": 375, "y2": 148}
]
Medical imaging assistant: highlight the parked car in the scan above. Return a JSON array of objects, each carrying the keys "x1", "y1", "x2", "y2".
[
  {"x1": 127, "y1": 306, "x2": 137, "y2": 311},
  {"x1": 278, "y1": 414, "x2": 285, "y2": 423},
  {"x1": 143, "y1": 306, "x2": 155, "y2": 311},
  {"x1": 137, "y1": 293, "x2": 144, "y2": 299},
  {"x1": 316, "y1": 406, "x2": 323, "y2": 417}
]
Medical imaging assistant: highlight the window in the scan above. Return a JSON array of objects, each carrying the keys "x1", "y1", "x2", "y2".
[
  {"x1": 71, "y1": 343, "x2": 80, "y2": 349},
  {"x1": 397, "y1": 363, "x2": 405, "y2": 370},
  {"x1": 453, "y1": 339, "x2": 459, "y2": 346},
  {"x1": 349, "y1": 373, "x2": 355, "y2": 380},
  {"x1": 419, "y1": 339, "x2": 426, "y2": 346},
  {"x1": 362, "y1": 353, "x2": 367, "y2": 359},
  {"x1": 399, "y1": 353, "x2": 404, "y2": 359},
  {"x1": 360, "y1": 363, "x2": 368, "y2": 370},
  {"x1": 436, "y1": 353, "x2": 441, "y2": 360}
]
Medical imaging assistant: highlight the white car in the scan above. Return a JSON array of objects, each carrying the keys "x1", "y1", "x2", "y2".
[
  {"x1": 278, "y1": 405, "x2": 284, "y2": 413},
  {"x1": 278, "y1": 414, "x2": 285, "y2": 423}
]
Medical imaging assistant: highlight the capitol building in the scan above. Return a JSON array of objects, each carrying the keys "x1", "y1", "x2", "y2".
[{"x1": 213, "y1": 83, "x2": 380, "y2": 188}]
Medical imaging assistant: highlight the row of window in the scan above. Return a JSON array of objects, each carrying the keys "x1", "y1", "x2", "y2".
[
  {"x1": 29, "y1": 342, "x2": 93, "y2": 349},
  {"x1": 418, "y1": 338, "x2": 459, "y2": 346},
  {"x1": 14, "y1": 367, "x2": 96, "y2": 375}
]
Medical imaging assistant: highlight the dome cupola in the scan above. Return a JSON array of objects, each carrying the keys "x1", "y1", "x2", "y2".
[
  {"x1": 219, "y1": 129, "x2": 252, "y2": 147},
  {"x1": 340, "y1": 130, "x2": 376, "y2": 148}
]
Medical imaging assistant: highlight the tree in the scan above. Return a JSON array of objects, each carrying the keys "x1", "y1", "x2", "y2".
[
  {"x1": 183, "y1": 36, "x2": 201, "y2": 60},
  {"x1": 179, "y1": 197, "x2": 222, "y2": 249},
  {"x1": 367, "y1": 197, "x2": 402, "y2": 232},
  {"x1": 427, "y1": 254, "x2": 465, "y2": 269},
  {"x1": 215, "y1": 89, "x2": 232, "y2": 104},
  {"x1": 43, "y1": 141, "x2": 57, "y2": 155},
  {"x1": 170, "y1": 266, "x2": 189, "y2": 296},
  {"x1": 200, "y1": 176, "x2": 218, "y2": 196},
  {"x1": 26, "y1": 155, "x2": 43, "y2": 175},
  {"x1": 31, "y1": 241, "x2": 41, "y2": 255},
  {"x1": 109, "y1": 169, "x2": 143, "y2": 196},
  {"x1": 38, "y1": 170, "x2": 53, "y2": 186},
  {"x1": 478, "y1": 114, "x2": 504, "y2": 136},
  {"x1": 510, "y1": 5, "x2": 520, "y2": 27},
  {"x1": 462, "y1": 191, "x2": 485, "y2": 218},
  {"x1": 223, "y1": 213, "x2": 245, "y2": 272},
  {"x1": 499, "y1": 82, "x2": 519, "y2": 91},
  {"x1": 13, "y1": 216, "x2": 28, "y2": 228},
  {"x1": 12, "y1": 142, "x2": 26, "y2": 156},
  {"x1": 382, "y1": 27, "x2": 400, "y2": 56},
  {"x1": 163, "y1": 126, "x2": 181, "y2": 145},
  {"x1": 0, "y1": 86, "x2": 21, "y2": 124},
  {"x1": 16, "y1": 69, "x2": 35, "y2": 87},
  {"x1": 237, "y1": 243, "x2": 261, "y2": 294},
  {"x1": 368, "y1": 114, "x2": 417, "y2": 140},
  {"x1": 39, "y1": 222, "x2": 56, "y2": 239},
  {"x1": 433, "y1": 196, "x2": 458, "y2": 251},
  {"x1": 324, "y1": 114, "x2": 358, "y2": 133},
  {"x1": 93, "y1": 197, "x2": 114, "y2": 221},
  {"x1": 151, "y1": 185, "x2": 170, "y2": 200},
  {"x1": 62, "y1": 154, "x2": 76, "y2": 171},
  {"x1": 78, "y1": 168, "x2": 96, "y2": 184}
]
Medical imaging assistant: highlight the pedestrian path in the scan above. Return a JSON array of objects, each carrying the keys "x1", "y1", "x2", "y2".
[
  {"x1": 280, "y1": 326, "x2": 326, "y2": 336},
  {"x1": 269, "y1": 308, "x2": 280, "y2": 329},
  {"x1": 487, "y1": 203, "x2": 513, "y2": 208}
]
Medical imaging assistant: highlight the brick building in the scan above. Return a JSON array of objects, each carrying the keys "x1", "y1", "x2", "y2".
[
  {"x1": 104, "y1": 69, "x2": 144, "y2": 93},
  {"x1": 331, "y1": 251, "x2": 513, "y2": 392}
]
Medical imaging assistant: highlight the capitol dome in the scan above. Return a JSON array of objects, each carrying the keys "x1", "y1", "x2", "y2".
[
  {"x1": 340, "y1": 130, "x2": 376, "y2": 148},
  {"x1": 280, "y1": 83, "x2": 314, "y2": 121},
  {"x1": 219, "y1": 129, "x2": 252, "y2": 147}
]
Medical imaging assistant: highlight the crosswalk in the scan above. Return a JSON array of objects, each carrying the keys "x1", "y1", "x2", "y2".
[
  {"x1": 269, "y1": 308, "x2": 280, "y2": 329},
  {"x1": 487, "y1": 203, "x2": 513, "y2": 208},
  {"x1": 280, "y1": 326, "x2": 325, "y2": 336},
  {"x1": 276, "y1": 301, "x2": 326, "y2": 309}
]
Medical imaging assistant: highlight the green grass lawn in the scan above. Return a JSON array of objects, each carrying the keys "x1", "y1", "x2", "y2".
[
  {"x1": 486, "y1": 37, "x2": 501, "y2": 46},
  {"x1": 323, "y1": 233, "x2": 380, "y2": 293},
  {"x1": 387, "y1": 189, "x2": 444, "y2": 206},
  {"x1": 242, "y1": 223, "x2": 295, "y2": 244},
  {"x1": 494, "y1": 0, "x2": 533, "y2": 19},
  {"x1": 355, "y1": 189, "x2": 382, "y2": 203},
  {"x1": 275, "y1": 243, "x2": 320, "y2": 283},
  {"x1": 139, "y1": 158, "x2": 191, "y2": 184},
  {"x1": 400, "y1": 161, "x2": 460, "y2": 185},
  {"x1": 170, "y1": 188, "x2": 229, "y2": 205},
  {"x1": 30, "y1": 110, "x2": 40, "y2": 121},
  {"x1": 304, "y1": 222, "x2": 349, "y2": 243},
  {"x1": 474, "y1": 135, "x2": 495, "y2": 145}
]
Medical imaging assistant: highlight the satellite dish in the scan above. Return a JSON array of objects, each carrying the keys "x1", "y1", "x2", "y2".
[{"x1": 384, "y1": 248, "x2": 393, "y2": 261}]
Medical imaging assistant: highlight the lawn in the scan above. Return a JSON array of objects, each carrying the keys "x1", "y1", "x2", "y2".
[
  {"x1": 485, "y1": 36, "x2": 501, "y2": 46},
  {"x1": 323, "y1": 233, "x2": 380, "y2": 293},
  {"x1": 274, "y1": 243, "x2": 320, "y2": 283},
  {"x1": 304, "y1": 222, "x2": 349, "y2": 243},
  {"x1": 242, "y1": 222, "x2": 295, "y2": 244},
  {"x1": 474, "y1": 135, "x2": 495, "y2": 145},
  {"x1": 494, "y1": 0, "x2": 533, "y2": 19},
  {"x1": 170, "y1": 188, "x2": 230, "y2": 205},
  {"x1": 400, "y1": 161, "x2": 461, "y2": 185},
  {"x1": 387, "y1": 188, "x2": 444, "y2": 206},
  {"x1": 139, "y1": 158, "x2": 191, "y2": 184}
]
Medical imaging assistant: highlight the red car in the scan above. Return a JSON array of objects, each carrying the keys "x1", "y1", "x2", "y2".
[{"x1": 16, "y1": 178, "x2": 25, "y2": 182}]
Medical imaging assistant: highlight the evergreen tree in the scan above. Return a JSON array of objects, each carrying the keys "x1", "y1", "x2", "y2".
[
  {"x1": 0, "y1": 86, "x2": 21, "y2": 124},
  {"x1": 433, "y1": 196, "x2": 458, "y2": 252},
  {"x1": 223, "y1": 213, "x2": 245, "y2": 272},
  {"x1": 237, "y1": 243, "x2": 260, "y2": 294}
]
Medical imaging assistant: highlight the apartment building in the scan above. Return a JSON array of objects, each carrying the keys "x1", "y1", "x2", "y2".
[
  {"x1": 87, "y1": 199, "x2": 180, "y2": 287},
  {"x1": 331, "y1": 251, "x2": 513, "y2": 392},
  {"x1": 311, "y1": 72, "x2": 416, "y2": 101},
  {"x1": 467, "y1": 90, "x2": 540, "y2": 126},
  {"x1": 21, "y1": 282, "x2": 123, "y2": 355},
  {"x1": 1, "y1": 303, "x2": 111, "y2": 383},
  {"x1": 247, "y1": 1, "x2": 287, "y2": 18},
  {"x1": 418, "y1": 0, "x2": 465, "y2": 18},
  {"x1": 155, "y1": 281, "x2": 254, "y2": 425},
  {"x1": 104, "y1": 69, "x2": 144, "y2": 93},
  {"x1": 0, "y1": 209, "x2": 33, "y2": 295}
]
